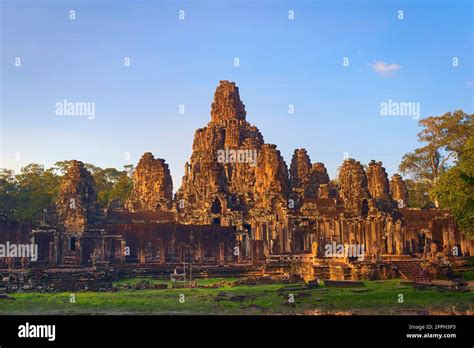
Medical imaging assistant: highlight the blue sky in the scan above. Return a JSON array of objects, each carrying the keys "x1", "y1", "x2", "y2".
[{"x1": 1, "y1": 0, "x2": 473, "y2": 191}]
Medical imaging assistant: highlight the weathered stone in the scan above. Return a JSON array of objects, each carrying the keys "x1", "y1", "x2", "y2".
[
  {"x1": 126, "y1": 152, "x2": 173, "y2": 212},
  {"x1": 211, "y1": 80, "x2": 246, "y2": 124},
  {"x1": 177, "y1": 80, "x2": 289, "y2": 222},
  {"x1": 290, "y1": 150, "x2": 330, "y2": 203},
  {"x1": 290, "y1": 149, "x2": 312, "y2": 191},
  {"x1": 254, "y1": 144, "x2": 290, "y2": 209},
  {"x1": 366, "y1": 160, "x2": 390, "y2": 201},
  {"x1": 390, "y1": 174, "x2": 409, "y2": 207},
  {"x1": 290, "y1": 149, "x2": 313, "y2": 199},
  {"x1": 318, "y1": 184, "x2": 330, "y2": 199},
  {"x1": 0, "y1": 269, "x2": 114, "y2": 293},
  {"x1": 56, "y1": 160, "x2": 97, "y2": 234},
  {"x1": 311, "y1": 162, "x2": 330, "y2": 188},
  {"x1": 338, "y1": 159, "x2": 370, "y2": 215}
]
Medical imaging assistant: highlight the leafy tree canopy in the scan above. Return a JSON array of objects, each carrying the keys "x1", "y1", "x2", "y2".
[
  {"x1": 399, "y1": 110, "x2": 472, "y2": 207},
  {"x1": 0, "y1": 162, "x2": 133, "y2": 224}
]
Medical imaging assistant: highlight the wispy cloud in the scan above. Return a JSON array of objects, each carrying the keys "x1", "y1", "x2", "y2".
[
  {"x1": 370, "y1": 61, "x2": 402, "y2": 76},
  {"x1": 466, "y1": 81, "x2": 473, "y2": 88}
]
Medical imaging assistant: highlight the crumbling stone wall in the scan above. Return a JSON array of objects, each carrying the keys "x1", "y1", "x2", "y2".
[{"x1": 0, "y1": 269, "x2": 114, "y2": 293}]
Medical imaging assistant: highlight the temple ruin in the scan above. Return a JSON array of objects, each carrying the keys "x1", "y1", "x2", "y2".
[{"x1": 2, "y1": 80, "x2": 472, "y2": 284}]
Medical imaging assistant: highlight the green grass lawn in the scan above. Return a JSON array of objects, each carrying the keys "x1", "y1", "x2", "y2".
[{"x1": 0, "y1": 277, "x2": 472, "y2": 315}]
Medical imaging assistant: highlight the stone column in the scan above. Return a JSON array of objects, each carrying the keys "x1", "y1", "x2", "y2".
[
  {"x1": 49, "y1": 241, "x2": 57, "y2": 266},
  {"x1": 77, "y1": 237, "x2": 83, "y2": 265},
  {"x1": 139, "y1": 247, "x2": 145, "y2": 264},
  {"x1": 159, "y1": 239, "x2": 166, "y2": 264},
  {"x1": 178, "y1": 243, "x2": 184, "y2": 263},
  {"x1": 395, "y1": 222, "x2": 403, "y2": 255},
  {"x1": 335, "y1": 219, "x2": 341, "y2": 242},
  {"x1": 196, "y1": 240, "x2": 202, "y2": 264},
  {"x1": 218, "y1": 241, "x2": 224, "y2": 265},
  {"x1": 120, "y1": 239, "x2": 127, "y2": 263},
  {"x1": 237, "y1": 241, "x2": 242, "y2": 263},
  {"x1": 386, "y1": 221, "x2": 393, "y2": 255},
  {"x1": 101, "y1": 238, "x2": 106, "y2": 262}
]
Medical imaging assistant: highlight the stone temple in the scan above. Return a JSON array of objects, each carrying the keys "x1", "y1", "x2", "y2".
[{"x1": 2, "y1": 80, "x2": 473, "y2": 284}]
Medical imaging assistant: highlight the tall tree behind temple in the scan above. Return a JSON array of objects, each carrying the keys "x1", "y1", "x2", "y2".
[
  {"x1": 54, "y1": 161, "x2": 133, "y2": 207},
  {"x1": 399, "y1": 110, "x2": 472, "y2": 207},
  {"x1": 0, "y1": 169, "x2": 20, "y2": 218},
  {"x1": 0, "y1": 164, "x2": 60, "y2": 222},
  {"x1": 432, "y1": 136, "x2": 474, "y2": 236},
  {"x1": 93, "y1": 167, "x2": 133, "y2": 206},
  {"x1": 404, "y1": 179, "x2": 432, "y2": 208}
]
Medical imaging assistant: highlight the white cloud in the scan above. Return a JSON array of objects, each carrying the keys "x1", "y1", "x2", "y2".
[{"x1": 370, "y1": 61, "x2": 402, "y2": 76}]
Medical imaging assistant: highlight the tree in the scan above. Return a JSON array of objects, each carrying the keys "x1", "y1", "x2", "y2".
[
  {"x1": 108, "y1": 171, "x2": 133, "y2": 205},
  {"x1": 2, "y1": 164, "x2": 61, "y2": 222},
  {"x1": 53, "y1": 161, "x2": 133, "y2": 205},
  {"x1": 0, "y1": 162, "x2": 133, "y2": 223},
  {"x1": 0, "y1": 169, "x2": 19, "y2": 217},
  {"x1": 399, "y1": 110, "x2": 472, "y2": 207},
  {"x1": 432, "y1": 136, "x2": 474, "y2": 235},
  {"x1": 92, "y1": 167, "x2": 133, "y2": 206},
  {"x1": 52, "y1": 160, "x2": 74, "y2": 176},
  {"x1": 404, "y1": 179, "x2": 432, "y2": 208}
]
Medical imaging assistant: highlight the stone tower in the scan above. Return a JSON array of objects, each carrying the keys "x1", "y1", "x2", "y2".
[
  {"x1": 366, "y1": 160, "x2": 390, "y2": 201},
  {"x1": 177, "y1": 80, "x2": 290, "y2": 222},
  {"x1": 290, "y1": 149, "x2": 313, "y2": 199},
  {"x1": 390, "y1": 174, "x2": 409, "y2": 207},
  {"x1": 56, "y1": 160, "x2": 97, "y2": 234},
  {"x1": 290, "y1": 149, "x2": 330, "y2": 201},
  {"x1": 126, "y1": 152, "x2": 173, "y2": 212},
  {"x1": 211, "y1": 81, "x2": 247, "y2": 124},
  {"x1": 338, "y1": 158, "x2": 370, "y2": 215},
  {"x1": 311, "y1": 163, "x2": 330, "y2": 192}
]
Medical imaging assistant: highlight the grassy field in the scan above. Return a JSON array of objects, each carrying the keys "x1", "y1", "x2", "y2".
[{"x1": 0, "y1": 277, "x2": 472, "y2": 315}]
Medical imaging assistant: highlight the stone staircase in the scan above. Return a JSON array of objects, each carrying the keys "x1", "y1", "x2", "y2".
[
  {"x1": 390, "y1": 260, "x2": 424, "y2": 280},
  {"x1": 263, "y1": 262, "x2": 288, "y2": 277},
  {"x1": 313, "y1": 265, "x2": 330, "y2": 279},
  {"x1": 62, "y1": 256, "x2": 78, "y2": 266},
  {"x1": 328, "y1": 264, "x2": 354, "y2": 280}
]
